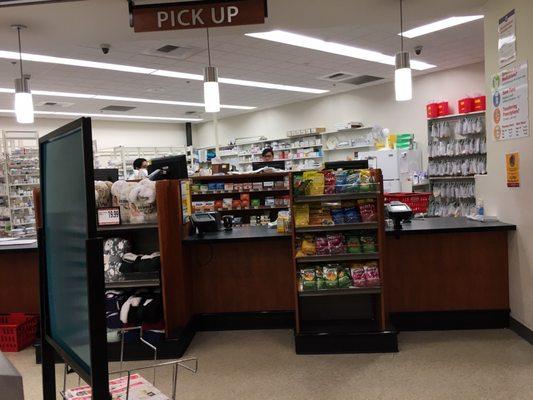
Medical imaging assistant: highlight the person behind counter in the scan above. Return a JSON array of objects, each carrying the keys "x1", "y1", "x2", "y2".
[
  {"x1": 261, "y1": 147, "x2": 274, "y2": 162},
  {"x1": 129, "y1": 158, "x2": 148, "y2": 180}
]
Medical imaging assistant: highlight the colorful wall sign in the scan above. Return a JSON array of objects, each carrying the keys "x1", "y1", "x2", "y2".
[
  {"x1": 498, "y1": 9, "x2": 517, "y2": 69},
  {"x1": 132, "y1": 0, "x2": 267, "y2": 33},
  {"x1": 506, "y1": 152, "x2": 520, "y2": 188},
  {"x1": 491, "y1": 62, "x2": 529, "y2": 141}
]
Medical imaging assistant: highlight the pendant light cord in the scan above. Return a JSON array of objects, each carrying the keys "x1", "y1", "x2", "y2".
[
  {"x1": 17, "y1": 27, "x2": 24, "y2": 79},
  {"x1": 400, "y1": 0, "x2": 404, "y2": 53},
  {"x1": 206, "y1": 27, "x2": 212, "y2": 67}
]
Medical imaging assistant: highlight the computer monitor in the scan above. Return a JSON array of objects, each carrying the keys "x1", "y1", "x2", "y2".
[
  {"x1": 148, "y1": 155, "x2": 188, "y2": 180},
  {"x1": 252, "y1": 160, "x2": 286, "y2": 171},
  {"x1": 324, "y1": 160, "x2": 369, "y2": 170},
  {"x1": 94, "y1": 168, "x2": 119, "y2": 182}
]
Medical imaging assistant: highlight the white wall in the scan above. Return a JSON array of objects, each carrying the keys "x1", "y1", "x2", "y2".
[
  {"x1": 477, "y1": 0, "x2": 533, "y2": 329},
  {"x1": 195, "y1": 62, "x2": 485, "y2": 166},
  {"x1": 0, "y1": 116, "x2": 187, "y2": 149}
]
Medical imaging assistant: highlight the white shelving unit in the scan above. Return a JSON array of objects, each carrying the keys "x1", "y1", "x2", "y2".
[
  {"x1": 94, "y1": 146, "x2": 188, "y2": 179},
  {"x1": 1, "y1": 131, "x2": 39, "y2": 238}
]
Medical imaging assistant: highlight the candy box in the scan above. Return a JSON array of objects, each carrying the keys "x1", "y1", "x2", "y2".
[
  {"x1": 224, "y1": 183, "x2": 234, "y2": 192},
  {"x1": 243, "y1": 182, "x2": 253, "y2": 191},
  {"x1": 253, "y1": 182, "x2": 263, "y2": 191},
  {"x1": 234, "y1": 183, "x2": 244, "y2": 192},
  {"x1": 223, "y1": 198, "x2": 233, "y2": 209},
  {"x1": 265, "y1": 196, "x2": 275, "y2": 207}
]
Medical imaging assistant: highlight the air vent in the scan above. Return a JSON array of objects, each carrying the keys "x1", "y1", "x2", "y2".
[
  {"x1": 319, "y1": 72, "x2": 384, "y2": 86},
  {"x1": 157, "y1": 44, "x2": 180, "y2": 53},
  {"x1": 100, "y1": 105, "x2": 136, "y2": 112},
  {"x1": 36, "y1": 100, "x2": 74, "y2": 108}
]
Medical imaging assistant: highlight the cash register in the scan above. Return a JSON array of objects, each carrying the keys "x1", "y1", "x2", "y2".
[
  {"x1": 385, "y1": 201, "x2": 413, "y2": 230},
  {"x1": 191, "y1": 212, "x2": 222, "y2": 237}
]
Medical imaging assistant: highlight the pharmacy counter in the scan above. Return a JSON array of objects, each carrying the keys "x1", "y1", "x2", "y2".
[{"x1": 384, "y1": 217, "x2": 516, "y2": 330}]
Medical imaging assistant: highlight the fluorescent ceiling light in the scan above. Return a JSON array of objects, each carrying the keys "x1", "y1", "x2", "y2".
[
  {"x1": 0, "y1": 87, "x2": 255, "y2": 110},
  {"x1": 245, "y1": 30, "x2": 436, "y2": 71},
  {"x1": 400, "y1": 16, "x2": 484, "y2": 38},
  {"x1": 0, "y1": 109, "x2": 202, "y2": 122},
  {"x1": 0, "y1": 50, "x2": 328, "y2": 94}
]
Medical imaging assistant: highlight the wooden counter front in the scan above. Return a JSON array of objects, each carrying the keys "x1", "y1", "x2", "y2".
[
  {"x1": 184, "y1": 231, "x2": 294, "y2": 314},
  {"x1": 0, "y1": 247, "x2": 39, "y2": 314}
]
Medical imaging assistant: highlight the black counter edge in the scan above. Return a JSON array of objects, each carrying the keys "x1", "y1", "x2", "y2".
[
  {"x1": 510, "y1": 317, "x2": 533, "y2": 346},
  {"x1": 390, "y1": 310, "x2": 510, "y2": 331},
  {"x1": 386, "y1": 225, "x2": 516, "y2": 236},
  {"x1": 295, "y1": 331, "x2": 398, "y2": 354}
]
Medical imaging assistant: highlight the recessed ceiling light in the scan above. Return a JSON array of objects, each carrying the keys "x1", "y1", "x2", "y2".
[
  {"x1": 0, "y1": 87, "x2": 256, "y2": 110},
  {"x1": 0, "y1": 50, "x2": 328, "y2": 94},
  {"x1": 0, "y1": 109, "x2": 202, "y2": 122},
  {"x1": 400, "y1": 16, "x2": 484, "y2": 38},
  {"x1": 245, "y1": 30, "x2": 436, "y2": 71}
]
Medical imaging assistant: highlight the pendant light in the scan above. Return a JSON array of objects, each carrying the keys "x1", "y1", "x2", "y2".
[
  {"x1": 12, "y1": 24, "x2": 34, "y2": 124},
  {"x1": 395, "y1": 0, "x2": 412, "y2": 102},
  {"x1": 204, "y1": 28, "x2": 220, "y2": 113}
]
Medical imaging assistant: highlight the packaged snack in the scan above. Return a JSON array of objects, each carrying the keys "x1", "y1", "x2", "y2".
[
  {"x1": 234, "y1": 183, "x2": 244, "y2": 192},
  {"x1": 330, "y1": 206, "x2": 345, "y2": 225},
  {"x1": 214, "y1": 199, "x2": 223, "y2": 210},
  {"x1": 360, "y1": 235, "x2": 377, "y2": 253},
  {"x1": 315, "y1": 236, "x2": 330, "y2": 255},
  {"x1": 350, "y1": 264, "x2": 366, "y2": 287},
  {"x1": 346, "y1": 235, "x2": 362, "y2": 254},
  {"x1": 335, "y1": 170, "x2": 349, "y2": 193},
  {"x1": 240, "y1": 193, "x2": 250, "y2": 202},
  {"x1": 243, "y1": 182, "x2": 253, "y2": 191},
  {"x1": 282, "y1": 195, "x2": 291, "y2": 206},
  {"x1": 216, "y1": 183, "x2": 225, "y2": 191},
  {"x1": 204, "y1": 201, "x2": 215, "y2": 211},
  {"x1": 208, "y1": 183, "x2": 218, "y2": 191},
  {"x1": 323, "y1": 170, "x2": 336, "y2": 194},
  {"x1": 191, "y1": 184, "x2": 201, "y2": 194},
  {"x1": 342, "y1": 201, "x2": 361, "y2": 223},
  {"x1": 224, "y1": 183, "x2": 234, "y2": 192},
  {"x1": 223, "y1": 198, "x2": 233, "y2": 209},
  {"x1": 303, "y1": 171, "x2": 325, "y2": 195},
  {"x1": 300, "y1": 235, "x2": 316, "y2": 255},
  {"x1": 294, "y1": 204, "x2": 310, "y2": 227},
  {"x1": 300, "y1": 268, "x2": 317, "y2": 291},
  {"x1": 309, "y1": 205, "x2": 333, "y2": 226},
  {"x1": 327, "y1": 233, "x2": 346, "y2": 254},
  {"x1": 251, "y1": 198, "x2": 261, "y2": 208},
  {"x1": 364, "y1": 263, "x2": 380, "y2": 287},
  {"x1": 232, "y1": 199, "x2": 242, "y2": 209},
  {"x1": 274, "y1": 180, "x2": 285, "y2": 189},
  {"x1": 337, "y1": 265, "x2": 352, "y2": 288},
  {"x1": 200, "y1": 185, "x2": 209, "y2": 192},
  {"x1": 284, "y1": 175, "x2": 290, "y2": 189},
  {"x1": 359, "y1": 170, "x2": 372, "y2": 191},
  {"x1": 316, "y1": 267, "x2": 326, "y2": 290},
  {"x1": 345, "y1": 170, "x2": 360, "y2": 192},
  {"x1": 263, "y1": 181, "x2": 274, "y2": 189},
  {"x1": 358, "y1": 199, "x2": 378, "y2": 222},
  {"x1": 253, "y1": 182, "x2": 263, "y2": 191},
  {"x1": 265, "y1": 196, "x2": 275, "y2": 207},
  {"x1": 274, "y1": 197, "x2": 284, "y2": 207},
  {"x1": 323, "y1": 266, "x2": 338, "y2": 289}
]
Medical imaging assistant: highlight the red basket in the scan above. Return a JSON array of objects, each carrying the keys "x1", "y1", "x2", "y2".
[
  {"x1": 0, "y1": 314, "x2": 39, "y2": 352},
  {"x1": 384, "y1": 192, "x2": 431, "y2": 214}
]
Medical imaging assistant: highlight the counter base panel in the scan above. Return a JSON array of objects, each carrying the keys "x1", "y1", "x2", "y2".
[
  {"x1": 193, "y1": 311, "x2": 294, "y2": 331},
  {"x1": 510, "y1": 317, "x2": 533, "y2": 346},
  {"x1": 295, "y1": 330, "x2": 398, "y2": 354},
  {"x1": 391, "y1": 309, "x2": 509, "y2": 331},
  {"x1": 0, "y1": 251, "x2": 39, "y2": 314}
]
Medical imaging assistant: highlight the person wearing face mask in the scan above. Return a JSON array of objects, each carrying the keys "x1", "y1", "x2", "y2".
[{"x1": 129, "y1": 158, "x2": 149, "y2": 180}]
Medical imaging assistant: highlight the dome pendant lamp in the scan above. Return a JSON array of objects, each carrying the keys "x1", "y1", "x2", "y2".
[
  {"x1": 395, "y1": 0, "x2": 413, "y2": 102},
  {"x1": 204, "y1": 28, "x2": 220, "y2": 113},
  {"x1": 12, "y1": 24, "x2": 34, "y2": 124}
]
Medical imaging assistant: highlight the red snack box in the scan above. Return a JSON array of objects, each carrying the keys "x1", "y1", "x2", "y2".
[
  {"x1": 214, "y1": 200, "x2": 223, "y2": 210},
  {"x1": 473, "y1": 95, "x2": 486, "y2": 111},
  {"x1": 437, "y1": 101, "x2": 449, "y2": 116},
  {"x1": 240, "y1": 193, "x2": 250, "y2": 202},
  {"x1": 458, "y1": 98, "x2": 474, "y2": 114},
  {"x1": 427, "y1": 103, "x2": 439, "y2": 118},
  {"x1": 232, "y1": 199, "x2": 242, "y2": 209}
]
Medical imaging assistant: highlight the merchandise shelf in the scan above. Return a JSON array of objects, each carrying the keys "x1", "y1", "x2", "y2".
[
  {"x1": 299, "y1": 287, "x2": 381, "y2": 297},
  {"x1": 295, "y1": 222, "x2": 378, "y2": 233},
  {"x1": 294, "y1": 192, "x2": 379, "y2": 203},
  {"x1": 296, "y1": 253, "x2": 379, "y2": 263}
]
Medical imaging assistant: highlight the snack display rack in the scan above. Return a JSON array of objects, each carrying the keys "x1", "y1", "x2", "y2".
[
  {"x1": 0, "y1": 131, "x2": 39, "y2": 238},
  {"x1": 290, "y1": 168, "x2": 397, "y2": 353},
  {"x1": 427, "y1": 111, "x2": 486, "y2": 217},
  {"x1": 189, "y1": 172, "x2": 291, "y2": 224}
]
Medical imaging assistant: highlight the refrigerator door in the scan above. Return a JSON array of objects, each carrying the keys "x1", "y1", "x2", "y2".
[
  {"x1": 359, "y1": 150, "x2": 399, "y2": 180},
  {"x1": 383, "y1": 179, "x2": 402, "y2": 193}
]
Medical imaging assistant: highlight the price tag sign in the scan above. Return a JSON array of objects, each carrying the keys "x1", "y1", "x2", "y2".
[{"x1": 97, "y1": 207, "x2": 121, "y2": 226}]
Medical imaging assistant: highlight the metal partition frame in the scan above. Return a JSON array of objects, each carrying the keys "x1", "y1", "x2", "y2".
[{"x1": 38, "y1": 117, "x2": 110, "y2": 400}]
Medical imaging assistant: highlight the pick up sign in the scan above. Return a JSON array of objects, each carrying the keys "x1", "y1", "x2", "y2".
[{"x1": 132, "y1": 0, "x2": 268, "y2": 33}]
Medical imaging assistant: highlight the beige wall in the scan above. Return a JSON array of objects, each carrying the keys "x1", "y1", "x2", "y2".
[
  {"x1": 478, "y1": 0, "x2": 533, "y2": 329},
  {"x1": 195, "y1": 62, "x2": 485, "y2": 166},
  {"x1": 0, "y1": 116, "x2": 187, "y2": 149}
]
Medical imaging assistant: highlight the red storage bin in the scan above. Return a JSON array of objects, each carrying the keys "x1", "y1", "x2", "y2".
[
  {"x1": 473, "y1": 95, "x2": 486, "y2": 111},
  {"x1": 427, "y1": 103, "x2": 439, "y2": 118},
  {"x1": 437, "y1": 102, "x2": 450, "y2": 116},
  {"x1": 384, "y1": 192, "x2": 431, "y2": 214},
  {"x1": 0, "y1": 313, "x2": 39, "y2": 352},
  {"x1": 458, "y1": 98, "x2": 474, "y2": 114}
]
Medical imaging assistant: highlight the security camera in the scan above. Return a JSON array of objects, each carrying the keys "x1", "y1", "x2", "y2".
[
  {"x1": 414, "y1": 45, "x2": 423, "y2": 56},
  {"x1": 100, "y1": 44, "x2": 111, "y2": 55}
]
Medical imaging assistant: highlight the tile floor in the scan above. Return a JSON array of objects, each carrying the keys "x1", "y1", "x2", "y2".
[{"x1": 5, "y1": 329, "x2": 533, "y2": 400}]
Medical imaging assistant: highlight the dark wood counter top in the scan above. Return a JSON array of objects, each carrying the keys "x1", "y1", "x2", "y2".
[
  {"x1": 386, "y1": 217, "x2": 516, "y2": 235},
  {"x1": 183, "y1": 225, "x2": 291, "y2": 243}
]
